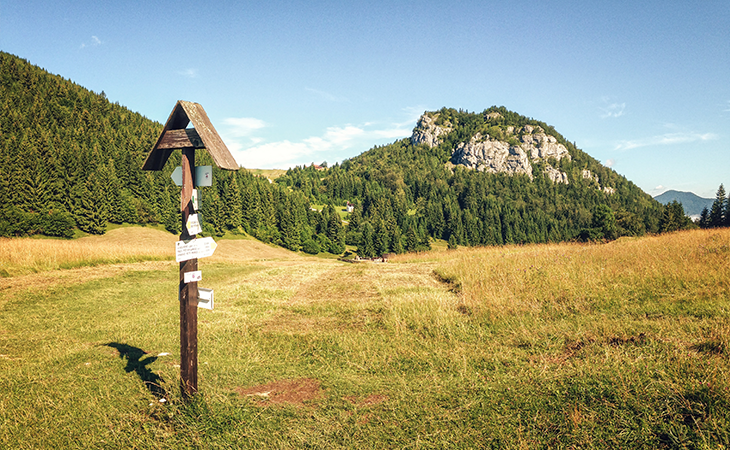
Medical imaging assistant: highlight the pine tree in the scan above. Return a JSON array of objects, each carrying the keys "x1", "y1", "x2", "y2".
[
  {"x1": 324, "y1": 204, "x2": 345, "y2": 254},
  {"x1": 709, "y1": 184, "x2": 726, "y2": 228},
  {"x1": 75, "y1": 177, "x2": 107, "y2": 235},
  {"x1": 222, "y1": 174, "x2": 243, "y2": 230},
  {"x1": 358, "y1": 222, "x2": 376, "y2": 258}
]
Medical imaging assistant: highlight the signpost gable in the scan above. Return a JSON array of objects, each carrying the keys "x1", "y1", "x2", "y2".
[{"x1": 142, "y1": 100, "x2": 239, "y2": 171}]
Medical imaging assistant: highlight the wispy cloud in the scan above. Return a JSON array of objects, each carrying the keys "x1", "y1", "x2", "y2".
[
  {"x1": 306, "y1": 87, "x2": 349, "y2": 102},
  {"x1": 615, "y1": 132, "x2": 718, "y2": 151},
  {"x1": 80, "y1": 35, "x2": 102, "y2": 49},
  {"x1": 223, "y1": 117, "x2": 267, "y2": 137},
  {"x1": 177, "y1": 68, "x2": 198, "y2": 78},
  {"x1": 605, "y1": 158, "x2": 616, "y2": 168},
  {"x1": 599, "y1": 102, "x2": 626, "y2": 118}
]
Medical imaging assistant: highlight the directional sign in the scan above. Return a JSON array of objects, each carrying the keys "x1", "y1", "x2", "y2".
[
  {"x1": 176, "y1": 237, "x2": 218, "y2": 262},
  {"x1": 184, "y1": 271, "x2": 202, "y2": 283},
  {"x1": 186, "y1": 213, "x2": 202, "y2": 236}
]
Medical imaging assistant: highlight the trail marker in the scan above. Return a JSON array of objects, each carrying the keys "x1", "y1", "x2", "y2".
[
  {"x1": 142, "y1": 100, "x2": 238, "y2": 399},
  {"x1": 184, "y1": 271, "x2": 202, "y2": 283},
  {"x1": 175, "y1": 237, "x2": 217, "y2": 262},
  {"x1": 186, "y1": 213, "x2": 202, "y2": 236},
  {"x1": 195, "y1": 166, "x2": 213, "y2": 187},
  {"x1": 191, "y1": 189, "x2": 199, "y2": 211}
]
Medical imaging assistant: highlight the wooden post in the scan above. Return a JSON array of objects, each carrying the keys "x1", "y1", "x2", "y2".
[
  {"x1": 179, "y1": 147, "x2": 198, "y2": 397},
  {"x1": 142, "y1": 101, "x2": 239, "y2": 400}
]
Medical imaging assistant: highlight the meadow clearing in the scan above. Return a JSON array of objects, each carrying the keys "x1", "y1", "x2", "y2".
[{"x1": 1, "y1": 227, "x2": 729, "y2": 449}]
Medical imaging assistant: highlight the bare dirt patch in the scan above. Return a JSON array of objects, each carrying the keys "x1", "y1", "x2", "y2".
[{"x1": 236, "y1": 378, "x2": 323, "y2": 406}]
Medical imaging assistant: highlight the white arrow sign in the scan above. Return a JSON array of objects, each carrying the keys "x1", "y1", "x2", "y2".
[{"x1": 176, "y1": 237, "x2": 218, "y2": 262}]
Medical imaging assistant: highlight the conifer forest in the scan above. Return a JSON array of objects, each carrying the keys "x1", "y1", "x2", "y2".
[{"x1": 0, "y1": 51, "x2": 697, "y2": 255}]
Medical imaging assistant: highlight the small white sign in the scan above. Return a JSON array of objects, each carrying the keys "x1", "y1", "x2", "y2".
[
  {"x1": 175, "y1": 237, "x2": 218, "y2": 262},
  {"x1": 186, "y1": 213, "x2": 202, "y2": 236},
  {"x1": 195, "y1": 166, "x2": 213, "y2": 187},
  {"x1": 171, "y1": 166, "x2": 183, "y2": 186},
  {"x1": 198, "y1": 288, "x2": 214, "y2": 310},
  {"x1": 184, "y1": 271, "x2": 202, "y2": 283}
]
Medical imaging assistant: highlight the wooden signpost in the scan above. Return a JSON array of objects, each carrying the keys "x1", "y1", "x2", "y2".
[{"x1": 142, "y1": 101, "x2": 238, "y2": 398}]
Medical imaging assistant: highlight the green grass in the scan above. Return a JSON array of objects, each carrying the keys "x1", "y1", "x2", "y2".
[{"x1": 1, "y1": 228, "x2": 730, "y2": 448}]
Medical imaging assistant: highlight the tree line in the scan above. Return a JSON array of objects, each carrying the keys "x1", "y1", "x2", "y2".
[
  {"x1": 277, "y1": 107, "x2": 692, "y2": 255},
  {"x1": 1, "y1": 52, "x2": 693, "y2": 257},
  {"x1": 698, "y1": 184, "x2": 730, "y2": 229},
  {"x1": 0, "y1": 51, "x2": 344, "y2": 254}
]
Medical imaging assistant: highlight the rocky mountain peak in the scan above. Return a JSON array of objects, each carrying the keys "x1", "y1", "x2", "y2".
[{"x1": 410, "y1": 111, "x2": 572, "y2": 183}]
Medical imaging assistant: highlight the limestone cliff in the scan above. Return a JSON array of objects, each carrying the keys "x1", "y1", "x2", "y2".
[
  {"x1": 410, "y1": 113, "x2": 452, "y2": 148},
  {"x1": 410, "y1": 111, "x2": 571, "y2": 183}
]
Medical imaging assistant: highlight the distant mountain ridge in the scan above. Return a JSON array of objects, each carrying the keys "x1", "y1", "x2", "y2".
[{"x1": 654, "y1": 190, "x2": 712, "y2": 216}]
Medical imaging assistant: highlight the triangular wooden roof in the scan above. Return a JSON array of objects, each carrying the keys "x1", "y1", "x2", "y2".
[{"x1": 142, "y1": 100, "x2": 239, "y2": 171}]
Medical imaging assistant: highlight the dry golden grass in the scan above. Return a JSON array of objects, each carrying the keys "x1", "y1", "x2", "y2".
[
  {"x1": 395, "y1": 228, "x2": 730, "y2": 318},
  {"x1": 0, "y1": 227, "x2": 177, "y2": 277}
]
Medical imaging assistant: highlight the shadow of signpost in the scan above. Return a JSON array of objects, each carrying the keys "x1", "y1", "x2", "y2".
[{"x1": 105, "y1": 343, "x2": 167, "y2": 399}]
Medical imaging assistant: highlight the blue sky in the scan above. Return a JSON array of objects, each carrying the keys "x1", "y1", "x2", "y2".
[{"x1": 2, "y1": 0, "x2": 728, "y2": 197}]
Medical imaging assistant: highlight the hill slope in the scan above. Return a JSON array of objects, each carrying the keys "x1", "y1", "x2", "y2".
[
  {"x1": 1, "y1": 52, "x2": 669, "y2": 255},
  {"x1": 0, "y1": 52, "x2": 337, "y2": 253},
  {"x1": 278, "y1": 107, "x2": 664, "y2": 250}
]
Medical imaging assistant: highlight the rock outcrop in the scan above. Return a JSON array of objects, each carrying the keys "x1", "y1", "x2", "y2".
[
  {"x1": 411, "y1": 112, "x2": 571, "y2": 183},
  {"x1": 581, "y1": 169, "x2": 615, "y2": 194},
  {"x1": 410, "y1": 113, "x2": 452, "y2": 148}
]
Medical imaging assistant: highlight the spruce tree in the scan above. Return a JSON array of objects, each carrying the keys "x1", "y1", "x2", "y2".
[
  {"x1": 709, "y1": 184, "x2": 726, "y2": 228},
  {"x1": 358, "y1": 222, "x2": 376, "y2": 258}
]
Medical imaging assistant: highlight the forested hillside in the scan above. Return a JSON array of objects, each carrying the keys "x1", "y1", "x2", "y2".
[
  {"x1": 277, "y1": 107, "x2": 672, "y2": 255},
  {"x1": 0, "y1": 51, "x2": 343, "y2": 252},
  {"x1": 2, "y1": 51, "x2": 681, "y2": 256}
]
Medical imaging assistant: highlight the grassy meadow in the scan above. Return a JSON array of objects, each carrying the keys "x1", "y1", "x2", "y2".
[{"x1": 1, "y1": 227, "x2": 729, "y2": 448}]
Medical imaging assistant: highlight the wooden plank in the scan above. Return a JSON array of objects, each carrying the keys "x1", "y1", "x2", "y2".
[
  {"x1": 179, "y1": 101, "x2": 239, "y2": 170},
  {"x1": 156, "y1": 129, "x2": 204, "y2": 150},
  {"x1": 143, "y1": 101, "x2": 239, "y2": 171},
  {"x1": 141, "y1": 148, "x2": 174, "y2": 171},
  {"x1": 143, "y1": 102, "x2": 192, "y2": 171}
]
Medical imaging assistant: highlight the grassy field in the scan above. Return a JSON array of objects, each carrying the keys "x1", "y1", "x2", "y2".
[{"x1": 1, "y1": 227, "x2": 729, "y2": 448}]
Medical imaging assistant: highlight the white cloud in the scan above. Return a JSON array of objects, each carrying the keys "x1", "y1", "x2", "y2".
[
  {"x1": 306, "y1": 87, "x2": 349, "y2": 102},
  {"x1": 605, "y1": 158, "x2": 615, "y2": 167},
  {"x1": 615, "y1": 132, "x2": 718, "y2": 151},
  {"x1": 651, "y1": 185, "x2": 667, "y2": 197},
  {"x1": 223, "y1": 117, "x2": 267, "y2": 137},
  {"x1": 80, "y1": 35, "x2": 102, "y2": 49},
  {"x1": 223, "y1": 106, "x2": 423, "y2": 169},
  {"x1": 599, "y1": 102, "x2": 626, "y2": 119},
  {"x1": 178, "y1": 68, "x2": 198, "y2": 78},
  {"x1": 231, "y1": 122, "x2": 414, "y2": 169}
]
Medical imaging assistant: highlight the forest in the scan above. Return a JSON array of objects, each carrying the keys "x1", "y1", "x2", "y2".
[{"x1": 0, "y1": 51, "x2": 694, "y2": 256}]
